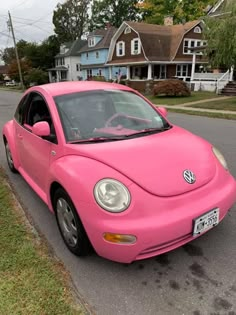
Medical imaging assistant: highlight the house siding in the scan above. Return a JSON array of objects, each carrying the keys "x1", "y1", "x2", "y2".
[
  {"x1": 111, "y1": 29, "x2": 145, "y2": 62},
  {"x1": 174, "y1": 25, "x2": 204, "y2": 62},
  {"x1": 81, "y1": 49, "x2": 108, "y2": 65}
]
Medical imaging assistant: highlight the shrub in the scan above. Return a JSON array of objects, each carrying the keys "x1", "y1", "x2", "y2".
[
  {"x1": 153, "y1": 79, "x2": 191, "y2": 97},
  {"x1": 91, "y1": 75, "x2": 106, "y2": 82}
]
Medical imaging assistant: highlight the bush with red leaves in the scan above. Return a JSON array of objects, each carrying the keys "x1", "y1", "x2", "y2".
[{"x1": 153, "y1": 79, "x2": 191, "y2": 97}]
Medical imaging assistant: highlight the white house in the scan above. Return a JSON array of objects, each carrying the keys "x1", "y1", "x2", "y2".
[{"x1": 48, "y1": 39, "x2": 86, "y2": 83}]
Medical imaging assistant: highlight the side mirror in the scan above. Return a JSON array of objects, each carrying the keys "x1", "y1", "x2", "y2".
[
  {"x1": 32, "y1": 121, "x2": 50, "y2": 137},
  {"x1": 158, "y1": 107, "x2": 167, "y2": 117}
]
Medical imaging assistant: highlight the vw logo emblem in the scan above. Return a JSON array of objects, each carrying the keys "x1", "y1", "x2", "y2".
[{"x1": 183, "y1": 170, "x2": 196, "y2": 184}]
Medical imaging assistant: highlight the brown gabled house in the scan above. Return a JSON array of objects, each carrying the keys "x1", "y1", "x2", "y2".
[{"x1": 106, "y1": 19, "x2": 207, "y2": 92}]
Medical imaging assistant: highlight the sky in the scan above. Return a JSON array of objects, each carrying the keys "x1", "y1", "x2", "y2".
[{"x1": 0, "y1": 0, "x2": 64, "y2": 62}]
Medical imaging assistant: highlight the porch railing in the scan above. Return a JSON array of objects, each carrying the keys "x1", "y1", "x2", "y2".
[{"x1": 216, "y1": 70, "x2": 230, "y2": 94}]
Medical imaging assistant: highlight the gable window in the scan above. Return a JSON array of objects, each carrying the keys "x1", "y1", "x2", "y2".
[
  {"x1": 176, "y1": 64, "x2": 189, "y2": 77},
  {"x1": 88, "y1": 37, "x2": 95, "y2": 47},
  {"x1": 124, "y1": 27, "x2": 131, "y2": 34},
  {"x1": 194, "y1": 26, "x2": 202, "y2": 34},
  {"x1": 131, "y1": 38, "x2": 141, "y2": 55},
  {"x1": 116, "y1": 41, "x2": 125, "y2": 57},
  {"x1": 183, "y1": 39, "x2": 205, "y2": 55},
  {"x1": 96, "y1": 51, "x2": 99, "y2": 59}
]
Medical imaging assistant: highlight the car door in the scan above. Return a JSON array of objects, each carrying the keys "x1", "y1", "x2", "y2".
[{"x1": 15, "y1": 92, "x2": 58, "y2": 194}]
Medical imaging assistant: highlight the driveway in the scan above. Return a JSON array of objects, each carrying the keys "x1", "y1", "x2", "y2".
[{"x1": 1, "y1": 90, "x2": 236, "y2": 315}]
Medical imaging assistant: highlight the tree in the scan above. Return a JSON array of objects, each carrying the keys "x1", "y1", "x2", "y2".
[
  {"x1": 53, "y1": 0, "x2": 91, "y2": 42},
  {"x1": 142, "y1": 0, "x2": 215, "y2": 25},
  {"x1": 24, "y1": 68, "x2": 49, "y2": 86},
  {"x1": 8, "y1": 59, "x2": 31, "y2": 82},
  {"x1": 89, "y1": 0, "x2": 143, "y2": 30}
]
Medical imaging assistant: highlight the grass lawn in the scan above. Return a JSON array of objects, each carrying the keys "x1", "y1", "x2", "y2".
[
  {"x1": 0, "y1": 167, "x2": 83, "y2": 315},
  {"x1": 147, "y1": 91, "x2": 221, "y2": 106},
  {"x1": 186, "y1": 97, "x2": 236, "y2": 111}
]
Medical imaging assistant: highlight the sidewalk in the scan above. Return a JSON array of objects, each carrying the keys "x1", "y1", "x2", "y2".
[{"x1": 158, "y1": 96, "x2": 236, "y2": 115}]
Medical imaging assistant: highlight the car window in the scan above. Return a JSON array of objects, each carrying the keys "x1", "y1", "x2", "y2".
[
  {"x1": 16, "y1": 92, "x2": 57, "y2": 143},
  {"x1": 14, "y1": 94, "x2": 29, "y2": 125},
  {"x1": 54, "y1": 90, "x2": 170, "y2": 142}
]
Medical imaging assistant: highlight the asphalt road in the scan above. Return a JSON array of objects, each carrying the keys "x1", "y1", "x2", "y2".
[{"x1": 1, "y1": 89, "x2": 236, "y2": 315}]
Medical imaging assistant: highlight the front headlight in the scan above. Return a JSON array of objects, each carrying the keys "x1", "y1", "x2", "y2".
[
  {"x1": 212, "y1": 147, "x2": 228, "y2": 170},
  {"x1": 94, "y1": 179, "x2": 131, "y2": 213}
]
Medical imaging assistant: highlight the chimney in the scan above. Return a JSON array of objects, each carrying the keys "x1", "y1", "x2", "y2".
[{"x1": 164, "y1": 16, "x2": 173, "y2": 26}]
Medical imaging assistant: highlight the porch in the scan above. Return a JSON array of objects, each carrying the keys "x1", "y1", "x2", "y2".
[{"x1": 48, "y1": 66, "x2": 68, "y2": 83}]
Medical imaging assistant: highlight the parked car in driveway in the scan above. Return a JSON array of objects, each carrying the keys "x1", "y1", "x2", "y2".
[
  {"x1": 2, "y1": 81, "x2": 236, "y2": 263},
  {"x1": 5, "y1": 81, "x2": 16, "y2": 86}
]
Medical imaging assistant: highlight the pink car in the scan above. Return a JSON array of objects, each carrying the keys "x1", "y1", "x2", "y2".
[{"x1": 2, "y1": 81, "x2": 236, "y2": 263}]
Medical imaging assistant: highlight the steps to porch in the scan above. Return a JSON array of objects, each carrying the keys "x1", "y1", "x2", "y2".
[{"x1": 220, "y1": 81, "x2": 236, "y2": 96}]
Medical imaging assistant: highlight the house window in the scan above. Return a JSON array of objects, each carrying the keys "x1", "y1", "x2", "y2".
[
  {"x1": 176, "y1": 64, "x2": 189, "y2": 77},
  {"x1": 124, "y1": 27, "x2": 131, "y2": 34},
  {"x1": 76, "y1": 64, "x2": 80, "y2": 72},
  {"x1": 88, "y1": 37, "x2": 95, "y2": 47},
  {"x1": 131, "y1": 38, "x2": 141, "y2": 55},
  {"x1": 98, "y1": 69, "x2": 102, "y2": 76},
  {"x1": 86, "y1": 52, "x2": 89, "y2": 59},
  {"x1": 96, "y1": 51, "x2": 99, "y2": 59},
  {"x1": 183, "y1": 39, "x2": 206, "y2": 55},
  {"x1": 194, "y1": 26, "x2": 202, "y2": 33},
  {"x1": 61, "y1": 58, "x2": 65, "y2": 65},
  {"x1": 116, "y1": 41, "x2": 125, "y2": 57}
]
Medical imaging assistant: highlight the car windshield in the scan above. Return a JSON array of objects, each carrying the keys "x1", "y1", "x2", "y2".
[{"x1": 54, "y1": 90, "x2": 171, "y2": 143}]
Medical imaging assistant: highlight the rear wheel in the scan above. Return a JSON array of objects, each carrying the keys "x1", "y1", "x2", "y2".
[
  {"x1": 53, "y1": 188, "x2": 91, "y2": 256},
  {"x1": 5, "y1": 141, "x2": 17, "y2": 173}
]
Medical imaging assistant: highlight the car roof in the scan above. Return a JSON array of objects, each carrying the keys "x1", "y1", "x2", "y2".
[{"x1": 30, "y1": 81, "x2": 134, "y2": 97}]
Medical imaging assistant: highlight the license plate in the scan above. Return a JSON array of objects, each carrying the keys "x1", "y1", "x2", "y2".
[{"x1": 193, "y1": 208, "x2": 219, "y2": 236}]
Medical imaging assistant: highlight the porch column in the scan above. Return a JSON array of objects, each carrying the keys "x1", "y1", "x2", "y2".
[
  {"x1": 56, "y1": 70, "x2": 60, "y2": 82},
  {"x1": 126, "y1": 66, "x2": 130, "y2": 80},
  {"x1": 191, "y1": 53, "x2": 196, "y2": 81},
  {"x1": 109, "y1": 66, "x2": 112, "y2": 80},
  {"x1": 147, "y1": 63, "x2": 152, "y2": 80},
  {"x1": 230, "y1": 66, "x2": 234, "y2": 81}
]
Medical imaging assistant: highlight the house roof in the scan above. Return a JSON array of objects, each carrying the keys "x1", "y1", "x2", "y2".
[
  {"x1": 125, "y1": 20, "x2": 201, "y2": 62},
  {"x1": 56, "y1": 39, "x2": 86, "y2": 58},
  {"x1": 79, "y1": 27, "x2": 117, "y2": 53}
]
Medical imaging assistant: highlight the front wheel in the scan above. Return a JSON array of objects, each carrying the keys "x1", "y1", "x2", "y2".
[
  {"x1": 53, "y1": 188, "x2": 91, "y2": 256},
  {"x1": 5, "y1": 141, "x2": 17, "y2": 173}
]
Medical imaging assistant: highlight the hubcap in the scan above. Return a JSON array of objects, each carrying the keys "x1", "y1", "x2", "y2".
[
  {"x1": 56, "y1": 198, "x2": 78, "y2": 247},
  {"x1": 6, "y1": 144, "x2": 14, "y2": 168}
]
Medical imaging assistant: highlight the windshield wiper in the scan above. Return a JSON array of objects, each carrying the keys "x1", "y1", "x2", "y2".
[
  {"x1": 69, "y1": 136, "x2": 127, "y2": 144},
  {"x1": 125, "y1": 126, "x2": 172, "y2": 138}
]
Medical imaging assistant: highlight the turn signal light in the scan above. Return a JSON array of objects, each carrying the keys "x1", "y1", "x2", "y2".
[{"x1": 103, "y1": 233, "x2": 136, "y2": 244}]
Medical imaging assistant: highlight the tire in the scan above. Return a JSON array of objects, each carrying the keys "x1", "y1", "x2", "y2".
[
  {"x1": 53, "y1": 188, "x2": 91, "y2": 256},
  {"x1": 5, "y1": 141, "x2": 17, "y2": 173}
]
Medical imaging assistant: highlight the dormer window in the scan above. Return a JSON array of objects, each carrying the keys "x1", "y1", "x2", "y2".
[
  {"x1": 194, "y1": 26, "x2": 202, "y2": 34},
  {"x1": 124, "y1": 27, "x2": 131, "y2": 34},
  {"x1": 116, "y1": 41, "x2": 125, "y2": 57},
  {"x1": 131, "y1": 38, "x2": 141, "y2": 55},
  {"x1": 88, "y1": 37, "x2": 95, "y2": 47}
]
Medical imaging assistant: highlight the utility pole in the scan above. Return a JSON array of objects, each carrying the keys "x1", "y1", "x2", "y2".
[{"x1": 7, "y1": 11, "x2": 24, "y2": 89}]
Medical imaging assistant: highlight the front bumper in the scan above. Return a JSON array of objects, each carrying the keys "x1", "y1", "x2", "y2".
[{"x1": 79, "y1": 168, "x2": 236, "y2": 263}]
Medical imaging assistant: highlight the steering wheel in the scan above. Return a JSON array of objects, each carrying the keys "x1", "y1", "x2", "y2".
[{"x1": 105, "y1": 113, "x2": 128, "y2": 127}]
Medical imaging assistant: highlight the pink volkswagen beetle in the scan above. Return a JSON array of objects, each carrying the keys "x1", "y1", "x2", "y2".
[{"x1": 2, "y1": 82, "x2": 236, "y2": 263}]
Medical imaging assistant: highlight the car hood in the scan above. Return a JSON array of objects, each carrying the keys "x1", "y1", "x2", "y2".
[{"x1": 68, "y1": 126, "x2": 216, "y2": 197}]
